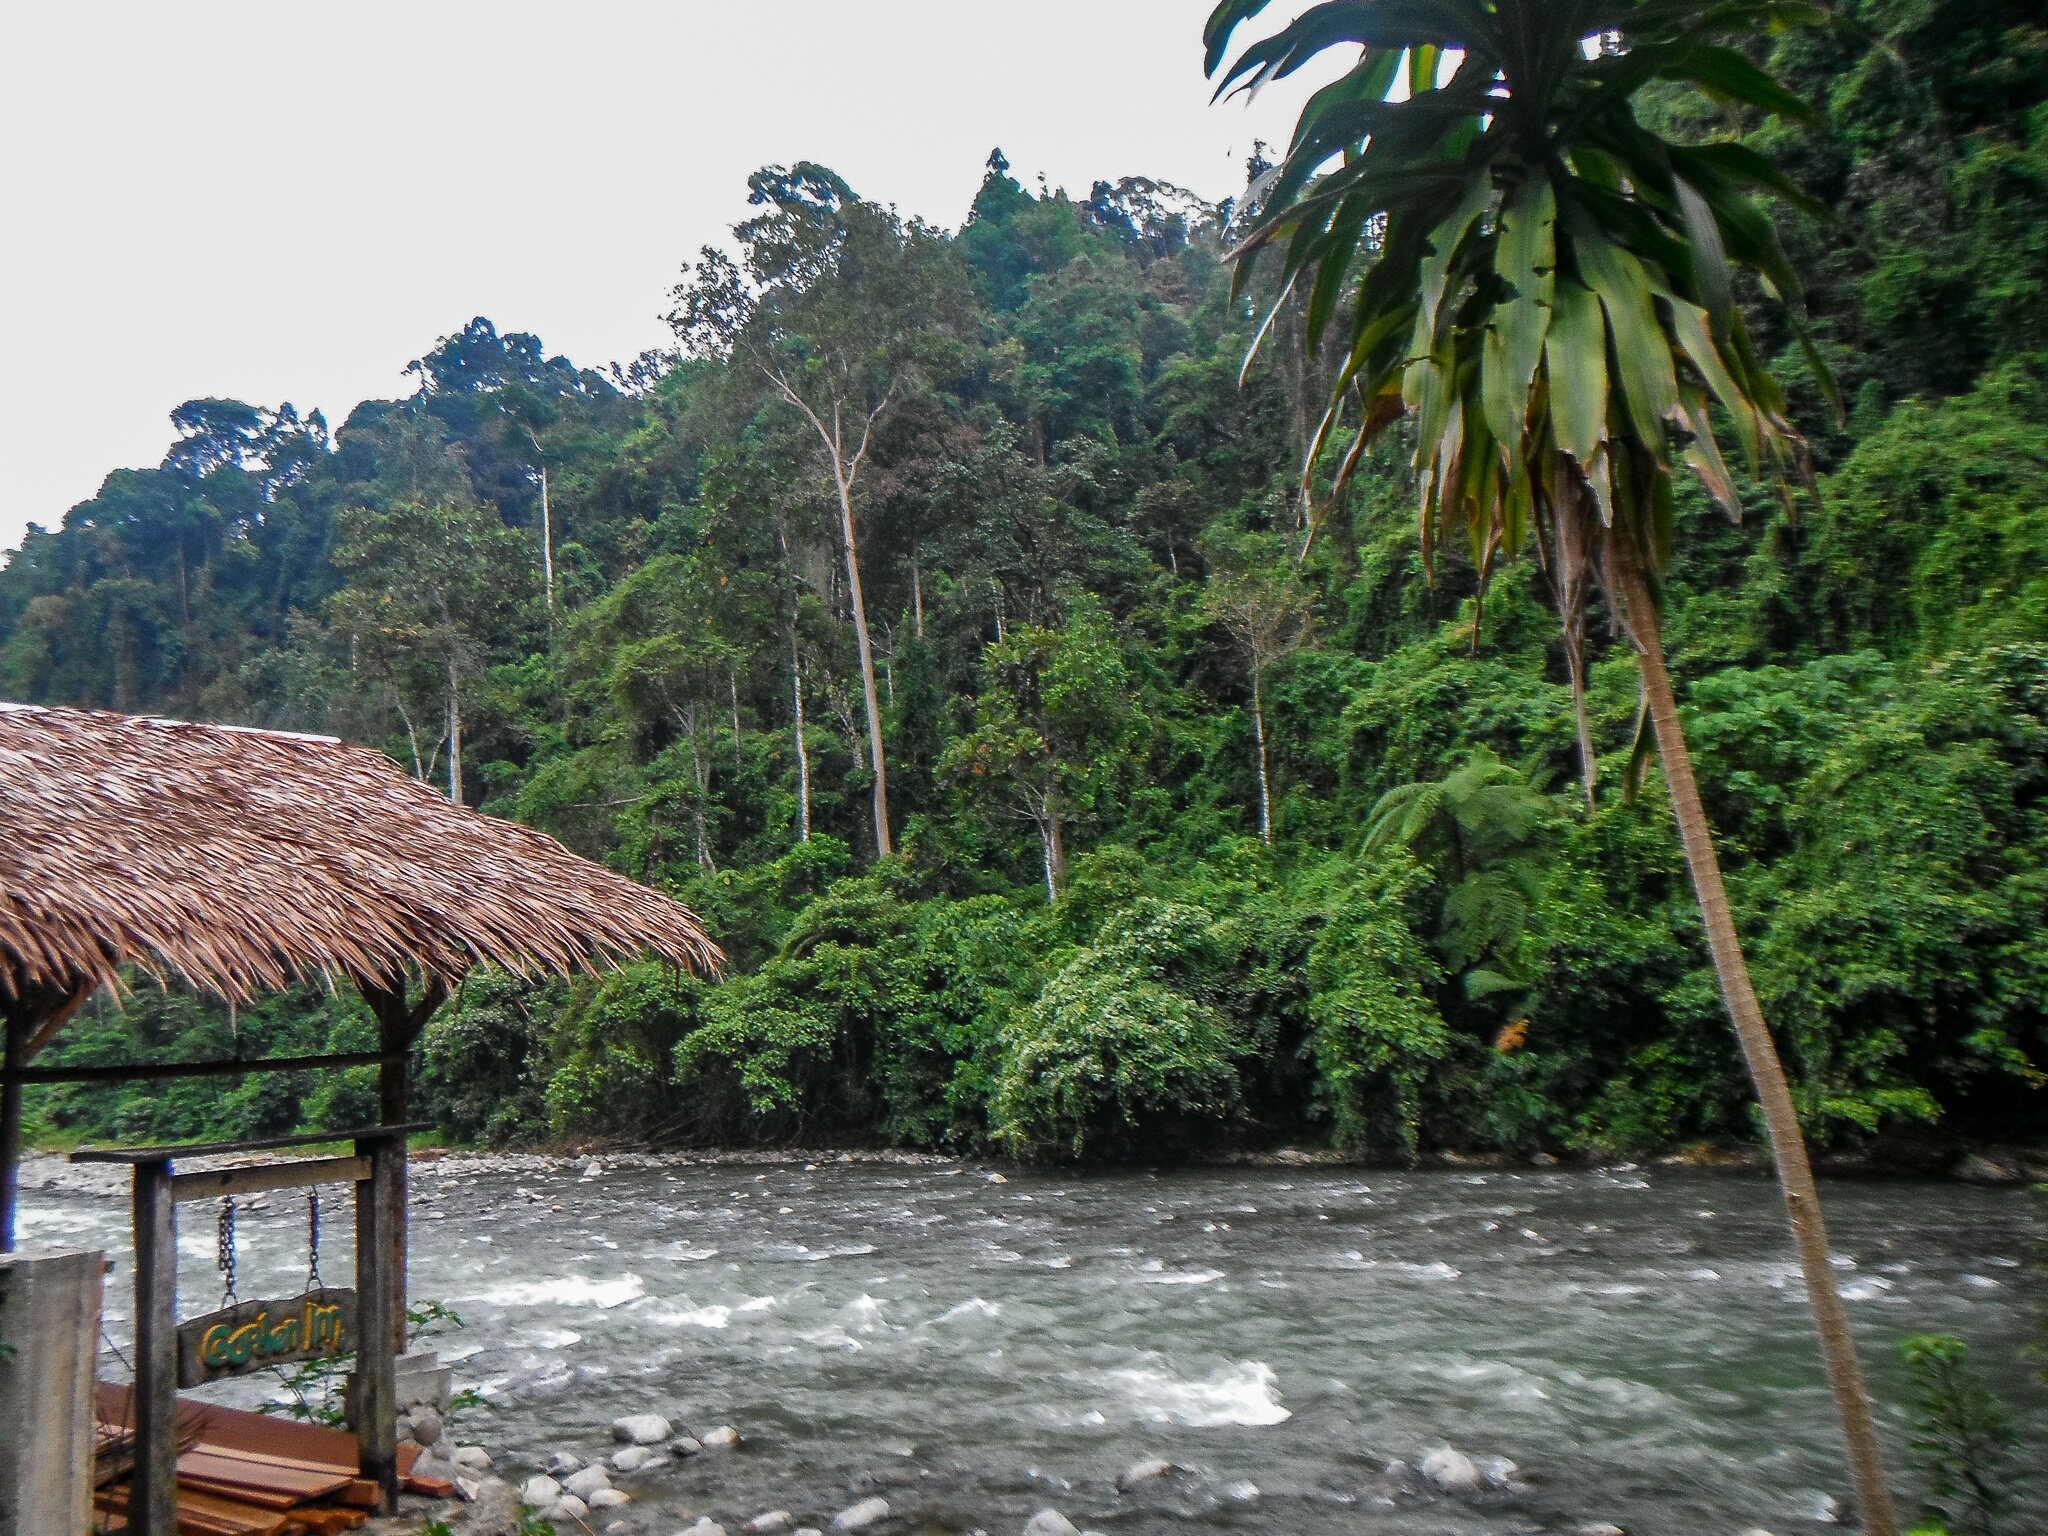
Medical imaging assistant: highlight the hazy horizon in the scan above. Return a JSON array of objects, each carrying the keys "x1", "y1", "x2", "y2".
[{"x1": 0, "y1": 1, "x2": 1334, "y2": 555}]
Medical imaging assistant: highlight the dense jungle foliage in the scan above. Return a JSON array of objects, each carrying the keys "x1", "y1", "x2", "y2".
[{"x1": 8, "y1": 0, "x2": 2045, "y2": 1161}]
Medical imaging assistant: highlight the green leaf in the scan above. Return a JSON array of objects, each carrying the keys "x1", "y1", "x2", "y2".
[
  {"x1": 1663, "y1": 294, "x2": 1760, "y2": 468},
  {"x1": 1544, "y1": 278, "x2": 1608, "y2": 466},
  {"x1": 1572, "y1": 223, "x2": 1679, "y2": 454},
  {"x1": 1418, "y1": 173, "x2": 1494, "y2": 342},
  {"x1": 1481, "y1": 176, "x2": 1556, "y2": 451}
]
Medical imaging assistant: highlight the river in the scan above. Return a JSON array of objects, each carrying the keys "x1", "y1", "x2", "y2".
[{"x1": 19, "y1": 1154, "x2": 2043, "y2": 1535}]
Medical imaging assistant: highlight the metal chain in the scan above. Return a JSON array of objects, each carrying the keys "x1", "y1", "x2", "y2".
[
  {"x1": 306, "y1": 1188, "x2": 321, "y2": 1291},
  {"x1": 216, "y1": 1197, "x2": 238, "y2": 1308}
]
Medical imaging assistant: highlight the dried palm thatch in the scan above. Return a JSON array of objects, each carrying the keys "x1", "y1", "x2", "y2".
[{"x1": 0, "y1": 703, "x2": 723, "y2": 1005}]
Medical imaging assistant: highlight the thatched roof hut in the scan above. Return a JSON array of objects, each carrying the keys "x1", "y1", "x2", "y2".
[{"x1": 0, "y1": 702, "x2": 721, "y2": 1002}]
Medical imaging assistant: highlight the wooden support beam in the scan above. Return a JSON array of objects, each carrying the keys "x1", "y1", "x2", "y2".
[
  {"x1": 356, "y1": 974, "x2": 449, "y2": 1359},
  {"x1": 6, "y1": 1049, "x2": 401, "y2": 1087},
  {"x1": 353, "y1": 1135, "x2": 401, "y2": 1514},
  {"x1": 0, "y1": 1013, "x2": 26, "y2": 1255},
  {"x1": 170, "y1": 1157, "x2": 370, "y2": 1203},
  {"x1": 2, "y1": 980, "x2": 92, "y2": 1252},
  {"x1": 131, "y1": 1160, "x2": 178, "y2": 1536}
]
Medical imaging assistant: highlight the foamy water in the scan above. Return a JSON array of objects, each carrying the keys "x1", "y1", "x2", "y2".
[{"x1": 23, "y1": 1160, "x2": 2043, "y2": 1535}]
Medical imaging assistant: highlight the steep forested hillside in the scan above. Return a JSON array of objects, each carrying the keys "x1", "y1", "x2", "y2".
[{"x1": 8, "y1": 0, "x2": 2045, "y2": 1160}]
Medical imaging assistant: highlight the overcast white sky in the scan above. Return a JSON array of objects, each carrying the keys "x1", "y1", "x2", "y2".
[{"x1": 0, "y1": 2, "x2": 1335, "y2": 555}]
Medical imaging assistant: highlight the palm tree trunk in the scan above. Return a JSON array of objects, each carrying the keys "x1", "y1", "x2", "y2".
[{"x1": 1611, "y1": 549, "x2": 1899, "y2": 1536}]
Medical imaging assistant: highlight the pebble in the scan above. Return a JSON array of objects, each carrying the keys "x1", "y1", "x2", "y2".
[
  {"x1": 674, "y1": 1435, "x2": 705, "y2": 1456},
  {"x1": 589, "y1": 1488, "x2": 632, "y2": 1508},
  {"x1": 1115, "y1": 1458, "x2": 1175, "y2": 1491},
  {"x1": 451, "y1": 1445, "x2": 492, "y2": 1472},
  {"x1": 745, "y1": 1515, "x2": 796, "y2": 1533},
  {"x1": 546, "y1": 1451, "x2": 583, "y2": 1475},
  {"x1": 564, "y1": 1464, "x2": 613, "y2": 1499},
  {"x1": 613, "y1": 1412, "x2": 675, "y2": 1444},
  {"x1": 518, "y1": 1474, "x2": 561, "y2": 1506},
  {"x1": 1420, "y1": 1445, "x2": 1484, "y2": 1494},
  {"x1": 410, "y1": 1407, "x2": 443, "y2": 1446},
  {"x1": 701, "y1": 1424, "x2": 740, "y2": 1450},
  {"x1": 549, "y1": 1495, "x2": 590, "y2": 1521},
  {"x1": 613, "y1": 1445, "x2": 661, "y2": 1472},
  {"x1": 831, "y1": 1496, "x2": 891, "y2": 1531},
  {"x1": 1022, "y1": 1513, "x2": 1079, "y2": 1536}
]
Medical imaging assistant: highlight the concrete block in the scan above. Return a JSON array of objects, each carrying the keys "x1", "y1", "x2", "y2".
[{"x1": 0, "y1": 1246, "x2": 105, "y2": 1536}]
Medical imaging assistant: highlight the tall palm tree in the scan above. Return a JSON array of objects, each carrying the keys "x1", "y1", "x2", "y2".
[{"x1": 1204, "y1": 3, "x2": 1898, "y2": 1531}]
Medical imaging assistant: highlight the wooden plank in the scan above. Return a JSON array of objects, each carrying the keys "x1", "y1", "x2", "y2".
[
  {"x1": 133, "y1": 1161, "x2": 179, "y2": 1536},
  {"x1": 171, "y1": 1160, "x2": 369, "y2": 1203},
  {"x1": 98, "y1": 1480, "x2": 290, "y2": 1536},
  {"x1": 176, "y1": 1447, "x2": 352, "y2": 1501},
  {"x1": 71, "y1": 1122, "x2": 432, "y2": 1164}
]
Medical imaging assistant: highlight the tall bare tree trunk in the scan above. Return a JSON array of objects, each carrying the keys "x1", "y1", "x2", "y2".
[
  {"x1": 444, "y1": 662, "x2": 462, "y2": 807},
  {"x1": 791, "y1": 628, "x2": 811, "y2": 843},
  {"x1": 729, "y1": 664, "x2": 744, "y2": 773},
  {"x1": 1251, "y1": 664, "x2": 1273, "y2": 844},
  {"x1": 539, "y1": 461, "x2": 554, "y2": 618},
  {"x1": 833, "y1": 467, "x2": 892, "y2": 857},
  {"x1": 1610, "y1": 544, "x2": 1899, "y2": 1536},
  {"x1": 912, "y1": 556, "x2": 925, "y2": 641},
  {"x1": 1037, "y1": 802, "x2": 1065, "y2": 902}
]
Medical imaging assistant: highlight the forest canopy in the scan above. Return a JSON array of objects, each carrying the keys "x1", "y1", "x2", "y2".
[{"x1": 6, "y1": 0, "x2": 2045, "y2": 1161}]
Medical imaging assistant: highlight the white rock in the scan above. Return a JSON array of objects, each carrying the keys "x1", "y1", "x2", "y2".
[
  {"x1": 700, "y1": 1425, "x2": 740, "y2": 1450},
  {"x1": 831, "y1": 1497, "x2": 891, "y2": 1531},
  {"x1": 1572, "y1": 1524, "x2": 1626, "y2": 1536},
  {"x1": 519, "y1": 1475, "x2": 562, "y2": 1506},
  {"x1": 1420, "y1": 1445, "x2": 1484, "y2": 1494},
  {"x1": 410, "y1": 1407, "x2": 444, "y2": 1446},
  {"x1": 745, "y1": 1515, "x2": 796, "y2": 1533},
  {"x1": 550, "y1": 1496, "x2": 589, "y2": 1521},
  {"x1": 613, "y1": 1413, "x2": 674, "y2": 1445},
  {"x1": 1734, "y1": 1529, "x2": 1777, "y2": 1536},
  {"x1": 673, "y1": 1435, "x2": 704, "y2": 1456},
  {"x1": 589, "y1": 1488, "x2": 632, "y2": 1508},
  {"x1": 1022, "y1": 1512, "x2": 1080, "y2": 1536},
  {"x1": 794, "y1": 1530, "x2": 823, "y2": 1536},
  {"x1": 612, "y1": 1445, "x2": 657, "y2": 1472},
  {"x1": 452, "y1": 1445, "x2": 492, "y2": 1472},
  {"x1": 986, "y1": 1172, "x2": 1008, "y2": 1183},
  {"x1": 678, "y1": 1522, "x2": 726, "y2": 1536},
  {"x1": 1477, "y1": 1455, "x2": 1519, "y2": 1488},
  {"x1": 1115, "y1": 1458, "x2": 1174, "y2": 1492},
  {"x1": 1221, "y1": 1481, "x2": 1260, "y2": 1501},
  {"x1": 454, "y1": 1475, "x2": 480, "y2": 1502},
  {"x1": 546, "y1": 1451, "x2": 584, "y2": 1475},
  {"x1": 564, "y1": 1464, "x2": 614, "y2": 1499}
]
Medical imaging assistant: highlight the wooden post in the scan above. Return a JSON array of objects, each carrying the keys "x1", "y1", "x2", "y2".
[
  {"x1": 131, "y1": 1160, "x2": 178, "y2": 1536},
  {"x1": 354, "y1": 1135, "x2": 400, "y2": 1514},
  {"x1": 0, "y1": 1013, "x2": 27, "y2": 1255},
  {"x1": 358, "y1": 973, "x2": 447, "y2": 1358}
]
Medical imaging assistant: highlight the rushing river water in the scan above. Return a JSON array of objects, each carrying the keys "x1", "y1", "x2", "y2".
[{"x1": 20, "y1": 1155, "x2": 2043, "y2": 1535}]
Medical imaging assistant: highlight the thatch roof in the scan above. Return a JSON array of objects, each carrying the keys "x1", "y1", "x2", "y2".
[{"x1": 0, "y1": 703, "x2": 722, "y2": 1004}]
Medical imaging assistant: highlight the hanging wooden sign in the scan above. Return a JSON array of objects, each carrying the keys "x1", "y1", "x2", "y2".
[{"x1": 175, "y1": 1288, "x2": 357, "y2": 1387}]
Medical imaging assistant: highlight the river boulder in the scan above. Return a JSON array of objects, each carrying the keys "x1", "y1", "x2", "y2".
[
  {"x1": 1022, "y1": 1512, "x2": 1079, "y2": 1536},
  {"x1": 545, "y1": 1451, "x2": 582, "y2": 1475},
  {"x1": 745, "y1": 1514, "x2": 795, "y2": 1533},
  {"x1": 613, "y1": 1413, "x2": 674, "y2": 1444},
  {"x1": 588, "y1": 1487, "x2": 631, "y2": 1508},
  {"x1": 563, "y1": 1465, "x2": 613, "y2": 1500},
  {"x1": 612, "y1": 1445, "x2": 661, "y2": 1473},
  {"x1": 701, "y1": 1425, "x2": 740, "y2": 1450},
  {"x1": 453, "y1": 1479, "x2": 521, "y2": 1536},
  {"x1": 1419, "y1": 1446, "x2": 1484, "y2": 1494},
  {"x1": 518, "y1": 1475, "x2": 561, "y2": 1506}
]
